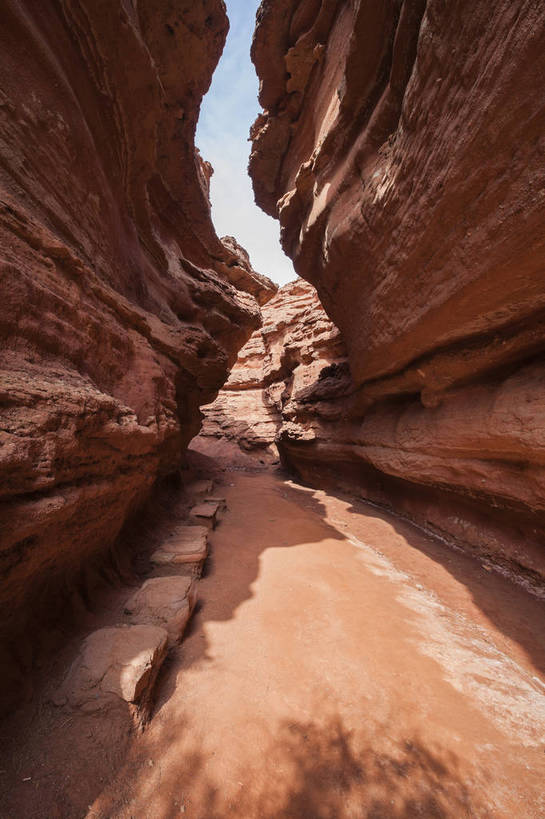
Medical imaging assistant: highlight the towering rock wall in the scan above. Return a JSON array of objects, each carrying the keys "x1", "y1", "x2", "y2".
[
  {"x1": 250, "y1": 0, "x2": 545, "y2": 585},
  {"x1": 197, "y1": 279, "x2": 348, "y2": 463},
  {"x1": 0, "y1": 0, "x2": 276, "y2": 679}
]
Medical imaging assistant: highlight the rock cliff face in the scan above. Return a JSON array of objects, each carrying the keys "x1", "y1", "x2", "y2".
[
  {"x1": 250, "y1": 0, "x2": 545, "y2": 585},
  {"x1": 0, "y1": 0, "x2": 275, "y2": 685},
  {"x1": 196, "y1": 279, "x2": 348, "y2": 464}
]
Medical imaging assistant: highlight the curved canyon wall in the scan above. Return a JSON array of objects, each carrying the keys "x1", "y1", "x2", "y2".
[
  {"x1": 196, "y1": 279, "x2": 347, "y2": 464},
  {"x1": 0, "y1": 0, "x2": 276, "y2": 687},
  {"x1": 250, "y1": 0, "x2": 545, "y2": 585}
]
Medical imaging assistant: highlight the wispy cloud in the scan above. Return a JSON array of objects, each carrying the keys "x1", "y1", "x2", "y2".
[{"x1": 196, "y1": 0, "x2": 295, "y2": 285}]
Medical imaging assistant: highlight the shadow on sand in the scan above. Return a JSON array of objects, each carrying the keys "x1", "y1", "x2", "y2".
[
  {"x1": 3, "y1": 452, "x2": 542, "y2": 817},
  {"x1": 92, "y1": 710, "x2": 487, "y2": 818}
]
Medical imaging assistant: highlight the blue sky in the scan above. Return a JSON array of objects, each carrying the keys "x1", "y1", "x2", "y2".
[{"x1": 196, "y1": 0, "x2": 295, "y2": 285}]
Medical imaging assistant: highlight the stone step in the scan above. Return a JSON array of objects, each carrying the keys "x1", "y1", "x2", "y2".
[
  {"x1": 204, "y1": 496, "x2": 227, "y2": 508},
  {"x1": 124, "y1": 576, "x2": 197, "y2": 646},
  {"x1": 186, "y1": 478, "x2": 214, "y2": 496},
  {"x1": 54, "y1": 624, "x2": 168, "y2": 727},
  {"x1": 189, "y1": 498, "x2": 226, "y2": 529},
  {"x1": 150, "y1": 524, "x2": 208, "y2": 576}
]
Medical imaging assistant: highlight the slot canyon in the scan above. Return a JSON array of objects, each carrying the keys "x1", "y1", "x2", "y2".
[{"x1": 1, "y1": 1, "x2": 544, "y2": 817}]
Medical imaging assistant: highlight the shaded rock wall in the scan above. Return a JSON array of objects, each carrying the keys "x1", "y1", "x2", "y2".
[
  {"x1": 250, "y1": 0, "x2": 545, "y2": 585},
  {"x1": 0, "y1": 0, "x2": 276, "y2": 682},
  {"x1": 197, "y1": 279, "x2": 348, "y2": 464}
]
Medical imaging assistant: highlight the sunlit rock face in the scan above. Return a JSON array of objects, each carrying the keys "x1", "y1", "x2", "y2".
[
  {"x1": 0, "y1": 0, "x2": 276, "y2": 689},
  {"x1": 196, "y1": 279, "x2": 349, "y2": 465},
  {"x1": 220, "y1": 235, "x2": 277, "y2": 306},
  {"x1": 250, "y1": 0, "x2": 545, "y2": 585}
]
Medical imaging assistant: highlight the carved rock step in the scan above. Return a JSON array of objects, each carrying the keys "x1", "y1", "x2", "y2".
[
  {"x1": 124, "y1": 577, "x2": 197, "y2": 646},
  {"x1": 55, "y1": 624, "x2": 168, "y2": 726},
  {"x1": 151, "y1": 524, "x2": 208, "y2": 576},
  {"x1": 186, "y1": 478, "x2": 214, "y2": 496},
  {"x1": 189, "y1": 498, "x2": 226, "y2": 529}
]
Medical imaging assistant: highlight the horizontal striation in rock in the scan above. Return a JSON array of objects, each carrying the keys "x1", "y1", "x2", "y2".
[
  {"x1": 197, "y1": 279, "x2": 348, "y2": 461},
  {"x1": 0, "y1": 0, "x2": 276, "y2": 686},
  {"x1": 250, "y1": 0, "x2": 545, "y2": 583}
]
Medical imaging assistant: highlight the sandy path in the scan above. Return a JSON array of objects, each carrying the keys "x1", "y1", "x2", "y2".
[{"x1": 89, "y1": 469, "x2": 545, "y2": 818}]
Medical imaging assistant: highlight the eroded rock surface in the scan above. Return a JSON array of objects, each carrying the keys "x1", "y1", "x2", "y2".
[
  {"x1": 124, "y1": 577, "x2": 196, "y2": 646},
  {"x1": 0, "y1": 0, "x2": 276, "y2": 700},
  {"x1": 250, "y1": 1, "x2": 545, "y2": 584},
  {"x1": 151, "y1": 525, "x2": 209, "y2": 572},
  {"x1": 57, "y1": 624, "x2": 168, "y2": 725},
  {"x1": 197, "y1": 279, "x2": 348, "y2": 463}
]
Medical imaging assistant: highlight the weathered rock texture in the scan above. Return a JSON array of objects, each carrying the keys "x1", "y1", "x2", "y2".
[
  {"x1": 0, "y1": 0, "x2": 276, "y2": 689},
  {"x1": 124, "y1": 576, "x2": 197, "y2": 646},
  {"x1": 57, "y1": 624, "x2": 168, "y2": 726},
  {"x1": 250, "y1": 1, "x2": 545, "y2": 585},
  {"x1": 197, "y1": 279, "x2": 348, "y2": 463}
]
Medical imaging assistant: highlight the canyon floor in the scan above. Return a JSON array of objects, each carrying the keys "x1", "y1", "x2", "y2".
[{"x1": 2, "y1": 458, "x2": 545, "y2": 818}]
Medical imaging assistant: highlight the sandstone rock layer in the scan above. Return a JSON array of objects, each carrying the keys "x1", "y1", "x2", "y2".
[
  {"x1": 0, "y1": 0, "x2": 275, "y2": 696},
  {"x1": 57, "y1": 624, "x2": 168, "y2": 726},
  {"x1": 197, "y1": 279, "x2": 348, "y2": 463},
  {"x1": 124, "y1": 576, "x2": 197, "y2": 646},
  {"x1": 250, "y1": 0, "x2": 545, "y2": 584}
]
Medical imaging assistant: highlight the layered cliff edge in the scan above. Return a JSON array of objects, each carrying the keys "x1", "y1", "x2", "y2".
[
  {"x1": 196, "y1": 279, "x2": 348, "y2": 464},
  {"x1": 0, "y1": 0, "x2": 276, "y2": 699},
  {"x1": 249, "y1": 0, "x2": 545, "y2": 587}
]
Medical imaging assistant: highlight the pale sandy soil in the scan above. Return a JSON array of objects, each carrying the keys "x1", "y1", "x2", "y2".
[{"x1": 2, "y1": 464, "x2": 545, "y2": 818}]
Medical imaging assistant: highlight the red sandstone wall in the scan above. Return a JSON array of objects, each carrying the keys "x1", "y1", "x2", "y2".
[
  {"x1": 196, "y1": 279, "x2": 347, "y2": 463},
  {"x1": 250, "y1": 0, "x2": 545, "y2": 587},
  {"x1": 0, "y1": 0, "x2": 275, "y2": 683}
]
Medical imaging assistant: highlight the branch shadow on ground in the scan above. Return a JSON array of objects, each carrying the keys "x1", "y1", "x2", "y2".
[
  {"x1": 0, "y1": 455, "x2": 349, "y2": 819},
  {"x1": 92, "y1": 710, "x2": 488, "y2": 818},
  {"x1": 4, "y1": 453, "x2": 539, "y2": 818}
]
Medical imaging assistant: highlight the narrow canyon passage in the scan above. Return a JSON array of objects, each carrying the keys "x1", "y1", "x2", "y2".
[
  {"x1": 78, "y1": 464, "x2": 545, "y2": 818},
  {"x1": 2, "y1": 1, "x2": 545, "y2": 816}
]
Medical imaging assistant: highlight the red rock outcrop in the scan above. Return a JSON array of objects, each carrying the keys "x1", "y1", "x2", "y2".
[
  {"x1": 250, "y1": 1, "x2": 545, "y2": 586},
  {"x1": 220, "y1": 235, "x2": 277, "y2": 306},
  {"x1": 0, "y1": 0, "x2": 275, "y2": 695},
  {"x1": 195, "y1": 279, "x2": 348, "y2": 464}
]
